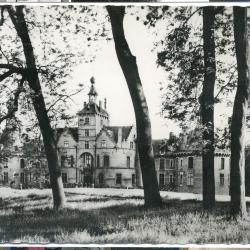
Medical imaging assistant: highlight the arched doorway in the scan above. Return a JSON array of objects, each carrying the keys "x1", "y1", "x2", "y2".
[{"x1": 80, "y1": 152, "x2": 94, "y2": 187}]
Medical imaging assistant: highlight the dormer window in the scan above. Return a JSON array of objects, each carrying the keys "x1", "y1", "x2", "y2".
[
  {"x1": 101, "y1": 140, "x2": 106, "y2": 148},
  {"x1": 64, "y1": 140, "x2": 69, "y2": 147}
]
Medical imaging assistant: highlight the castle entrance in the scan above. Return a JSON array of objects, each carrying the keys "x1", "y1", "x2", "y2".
[{"x1": 80, "y1": 152, "x2": 94, "y2": 187}]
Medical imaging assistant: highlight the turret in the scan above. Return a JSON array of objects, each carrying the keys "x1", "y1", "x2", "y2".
[{"x1": 88, "y1": 77, "x2": 98, "y2": 104}]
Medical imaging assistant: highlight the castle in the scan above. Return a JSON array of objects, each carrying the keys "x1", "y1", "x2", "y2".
[{"x1": 0, "y1": 78, "x2": 242, "y2": 196}]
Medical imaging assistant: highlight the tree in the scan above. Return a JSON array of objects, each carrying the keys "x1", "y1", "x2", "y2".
[
  {"x1": 143, "y1": 6, "x2": 237, "y2": 210},
  {"x1": 6, "y1": 6, "x2": 66, "y2": 209},
  {"x1": 230, "y1": 6, "x2": 248, "y2": 218},
  {"x1": 107, "y1": 6, "x2": 162, "y2": 208},
  {"x1": 200, "y1": 6, "x2": 216, "y2": 210}
]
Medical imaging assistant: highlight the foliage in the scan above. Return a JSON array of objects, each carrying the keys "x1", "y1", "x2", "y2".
[
  {"x1": 0, "y1": 6, "x2": 110, "y2": 136},
  {"x1": 142, "y1": 7, "x2": 236, "y2": 131}
]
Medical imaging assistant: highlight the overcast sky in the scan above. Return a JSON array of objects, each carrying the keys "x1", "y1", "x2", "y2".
[
  {"x1": 66, "y1": 6, "x2": 234, "y2": 140},
  {"x1": 68, "y1": 11, "x2": 181, "y2": 140},
  {"x1": 0, "y1": 6, "x2": 235, "y2": 140}
]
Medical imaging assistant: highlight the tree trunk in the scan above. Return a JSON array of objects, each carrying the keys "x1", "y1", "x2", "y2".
[
  {"x1": 8, "y1": 6, "x2": 66, "y2": 209},
  {"x1": 230, "y1": 6, "x2": 248, "y2": 218},
  {"x1": 107, "y1": 6, "x2": 162, "y2": 208},
  {"x1": 200, "y1": 7, "x2": 216, "y2": 210}
]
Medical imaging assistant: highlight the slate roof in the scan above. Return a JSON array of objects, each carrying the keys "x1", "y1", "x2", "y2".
[
  {"x1": 54, "y1": 127, "x2": 78, "y2": 142},
  {"x1": 78, "y1": 103, "x2": 109, "y2": 117},
  {"x1": 104, "y1": 126, "x2": 133, "y2": 143}
]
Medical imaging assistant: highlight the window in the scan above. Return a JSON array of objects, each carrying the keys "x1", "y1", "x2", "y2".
[
  {"x1": 170, "y1": 174, "x2": 174, "y2": 184},
  {"x1": 98, "y1": 173, "x2": 104, "y2": 185},
  {"x1": 220, "y1": 173, "x2": 224, "y2": 186},
  {"x1": 61, "y1": 156, "x2": 66, "y2": 168},
  {"x1": 159, "y1": 173, "x2": 165, "y2": 185},
  {"x1": 101, "y1": 119, "x2": 103, "y2": 125},
  {"x1": 132, "y1": 174, "x2": 136, "y2": 185},
  {"x1": 130, "y1": 142, "x2": 134, "y2": 149},
  {"x1": 179, "y1": 172, "x2": 184, "y2": 185},
  {"x1": 221, "y1": 157, "x2": 225, "y2": 170},
  {"x1": 83, "y1": 154, "x2": 92, "y2": 166},
  {"x1": 188, "y1": 157, "x2": 194, "y2": 169},
  {"x1": 180, "y1": 159, "x2": 183, "y2": 167},
  {"x1": 64, "y1": 140, "x2": 69, "y2": 147},
  {"x1": 62, "y1": 173, "x2": 67, "y2": 183},
  {"x1": 20, "y1": 172, "x2": 25, "y2": 184},
  {"x1": 116, "y1": 173, "x2": 122, "y2": 185},
  {"x1": 104, "y1": 155, "x2": 109, "y2": 167},
  {"x1": 70, "y1": 155, "x2": 74, "y2": 168},
  {"x1": 85, "y1": 129, "x2": 89, "y2": 137},
  {"x1": 160, "y1": 158, "x2": 165, "y2": 170},
  {"x1": 101, "y1": 140, "x2": 106, "y2": 148},
  {"x1": 96, "y1": 155, "x2": 100, "y2": 168},
  {"x1": 4, "y1": 157, "x2": 9, "y2": 168},
  {"x1": 20, "y1": 159, "x2": 25, "y2": 169},
  {"x1": 187, "y1": 171, "x2": 194, "y2": 186},
  {"x1": 3, "y1": 172, "x2": 8, "y2": 182},
  {"x1": 127, "y1": 156, "x2": 130, "y2": 168},
  {"x1": 175, "y1": 158, "x2": 178, "y2": 168},
  {"x1": 85, "y1": 117, "x2": 89, "y2": 124},
  {"x1": 85, "y1": 141, "x2": 89, "y2": 149},
  {"x1": 170, "y1": 159, "x2": 174, "y2": 169}
]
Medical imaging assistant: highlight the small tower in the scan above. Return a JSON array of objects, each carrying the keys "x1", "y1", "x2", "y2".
[
  {"x1": 77, "y1": 77, "x2": 110, "y2": 143},
  {"x1": 88, "y1": 77, "x2": 98, "y2": 104}
]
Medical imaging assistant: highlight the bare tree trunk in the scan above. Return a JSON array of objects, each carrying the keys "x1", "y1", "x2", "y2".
[
  {"x1": 107, "y1": 6, "x2": 162, "y2": 208},
  {"x1": 8, "y1": 6, "x2": 66, "y2": 209},
  {"x1": 230, "y1": 6, "x2": 248, "y2": 218},
  {"x1": 200, "y1": 6, "x2": 216, "y2": 210}
]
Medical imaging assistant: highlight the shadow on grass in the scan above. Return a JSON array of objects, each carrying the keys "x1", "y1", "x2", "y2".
[{"x1": 0, "y1": 199, "x2": 245, "y2": 242}]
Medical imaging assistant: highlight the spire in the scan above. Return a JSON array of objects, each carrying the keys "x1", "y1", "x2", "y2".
[{"x1": 88, "y1": 77, "x2": 98, "y2": 104}]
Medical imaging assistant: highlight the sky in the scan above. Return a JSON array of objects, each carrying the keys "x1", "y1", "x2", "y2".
[
  {"x1": 0, "y1": 6, "x2": 236, "y2": 140},
  {"x1": 66, "y1": 6, "x2": 233, "y2": 140},
  {"x1": 66, "y1": 7, "x2": 183, "y2": 140}
]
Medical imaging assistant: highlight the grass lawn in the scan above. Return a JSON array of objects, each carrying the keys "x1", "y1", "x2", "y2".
[{"x1": 0, "y1": 187, "x2": 250, "y2": 244}]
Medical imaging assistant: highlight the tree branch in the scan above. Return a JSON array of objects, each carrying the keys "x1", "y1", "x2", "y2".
[
  {"x1": 46, "y1": 89, "x2": 83, "y2": 113},
  {"x1": 0, "y1": 45, "x2": 10, "y2": 64},
  {"x1": 0, "y1": 77, "x2": 25, "y2": 124},
  {"x1": 214, "y1": 67, "x2": 237, "y2": 99},
  {"x1": 0, "y1": 70, "x2": 15, "y2": 82}
]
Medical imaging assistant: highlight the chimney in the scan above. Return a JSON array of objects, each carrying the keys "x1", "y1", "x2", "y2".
[
  {"x1": 99, "y1": 100, "x2": 102, "y2": 109},
  {"x1": 104, "y1": 98, "x2": 107, "y2": 109},
  {"x1": 169, "y1": 132, "x2": 174, "y2": 139},
  {"x1": 118, "y1": 127, "x2": 122, "y2": 146}
]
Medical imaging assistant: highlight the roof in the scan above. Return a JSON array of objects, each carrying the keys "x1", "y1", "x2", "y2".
[
  {"x1": 152, "y1": 139, "x2": 168, "y2": 155},
  {"x1": 103, "y1": 126, "x2": 133, "y2": 143},
  {"x1": 54, "y1": 127, "x2": 78, "y2": 142},
  {"x1": 78, "y1": 103, "x2": 109, "y2": 117}
]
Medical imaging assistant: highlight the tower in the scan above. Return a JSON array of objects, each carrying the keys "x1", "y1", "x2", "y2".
[{"x1": 77, "y1": 77, "x2": 109, "y2": 186}]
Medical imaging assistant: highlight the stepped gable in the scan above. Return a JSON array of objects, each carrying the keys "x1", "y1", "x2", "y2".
[
  {"x1": 54, "y1": 127, "x2": 78, "y2": 142},
  {"x1": 102, "y1": 126, "x2": 133, "y2": 143}
]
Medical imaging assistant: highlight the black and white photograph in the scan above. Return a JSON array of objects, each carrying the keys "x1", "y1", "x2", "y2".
[{"x1": 0, "y1": 4, "x2": 249, "y2": 244}]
